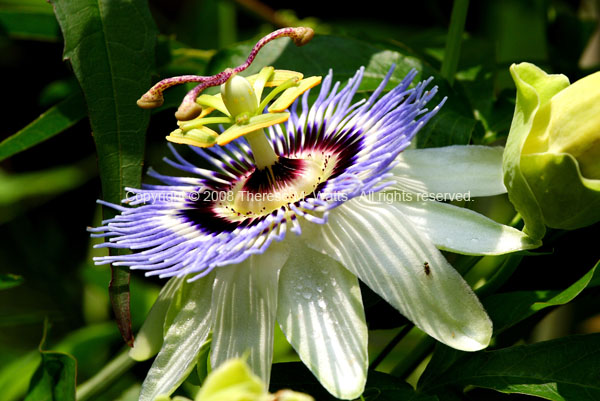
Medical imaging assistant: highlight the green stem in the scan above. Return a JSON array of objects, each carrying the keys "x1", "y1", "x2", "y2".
[
  {"x1": 441, "y1": 0, "x2": 469, "y2": 85},
  {"x1": 370, "y1": 325, "x2": 412, "y2": 370},
  {"x1": 76, "y1": 349, "x2": 136, "y2": 401},
  {"x1": 390, "y1": 330, "x2": 435, "y2": 378},
  {"x1": 475, "y1": 253, "x2": 524, "y2": 297}
]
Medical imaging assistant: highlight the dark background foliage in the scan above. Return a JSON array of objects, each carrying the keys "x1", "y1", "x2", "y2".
[{"x1": 0, "y1": 0, "x2": 598, "y2": 400}]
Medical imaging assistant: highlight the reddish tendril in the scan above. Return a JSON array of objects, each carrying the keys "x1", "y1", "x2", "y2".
[{"x1": 136, "y1": 27, "x2": 315, "y2": 121}]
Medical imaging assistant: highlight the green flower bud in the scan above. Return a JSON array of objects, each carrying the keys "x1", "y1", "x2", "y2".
[
  {"x1": 503, "y1": 62, "x2": 600, "y2": 239},
  {"x1": 194, "y1": 359, "x2": 314, "y2": 401}
]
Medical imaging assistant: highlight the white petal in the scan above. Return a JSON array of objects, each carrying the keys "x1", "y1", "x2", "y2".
[
  {"x1": 303, "y1": 198, "x2": 492, "y2": 351},
  {"x1": 397, "y1": 200, "x2": 541, "y2": 255},
  {"x1": 277, "y1": 240, "x2": 368, "y2": 400},
  {"x1": 139, "y1": 274, "x2": 213, "y2": 401},
  {"x1": 210, "y1": 241, "x2": 289, "y2": 383},
  {"x1": 130, "y1": 276, "x2": 184, "y2": 361},
  {"x1": 392, "y1": 145, "x2": 506, "y2": 197}
]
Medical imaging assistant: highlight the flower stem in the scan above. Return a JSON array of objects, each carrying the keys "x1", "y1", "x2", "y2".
[
  {"x1": 441, "y1": 0, "x2": 469, "y2": 86},
  {"x1": 370, "y1": 324, "x2": 412, "y2": 370},
  {"x1": 245, "y1": 129, "x2": 278, "y2": 169},
  {"x1": 390, "y1": 331, "x2": 435, "y2": 379},
  {"x1": 76, "y1": 349, "x2": 136, "y2": 401}
]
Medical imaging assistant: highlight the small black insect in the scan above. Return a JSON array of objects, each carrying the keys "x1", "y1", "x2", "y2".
[{"x1": 423, "y1": 262, "x2": 431, "y2": 276}]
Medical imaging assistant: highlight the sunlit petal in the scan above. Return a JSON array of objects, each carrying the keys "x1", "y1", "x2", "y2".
[
  {"x1": 278, "y1": 240, "x2": 367, "y2": 399},
  {"x1": 210, "y1": 241, "x2": 290, "y2": 383},
  {"x1": 392, "y1": 145, "x2": 506, "y2": 197},
  {"x1": 139, "y1": 274, "x2": 214, "y2": 400},
  {"x1": 396, "y1": 200, "x2": 541, "y2": 255},
  {"x1": 304, "y1": 198, "x2": 493, "y2": 351}
]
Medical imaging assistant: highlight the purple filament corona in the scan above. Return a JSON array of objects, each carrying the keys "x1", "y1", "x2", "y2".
[{"x1": 90, "y1": 66, "x2": 445, "y2": 281}]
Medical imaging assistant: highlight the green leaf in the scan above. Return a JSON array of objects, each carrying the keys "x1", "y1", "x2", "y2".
[
  {"x1": 0, "y1": 351, "x2": 40, "y2": 401},
  {"x1": 25, "y1": 352, "x2": 76, "y2": 401},
  {"x1": 0, "y1": 273, "x2": 23, "y2": 290},
  {"x1": 483, "y1": 259, "x2": 600, "y2": 334},
  {"x1": 156, "y1": 36, "x2": 214, "y2": 76},
  {"x1": 0, "y1": 158, "x2": 94, "y2": 205},
  {"x1": 419, "y1": 260, "x2": 600, "y2": 392},
  {"x1": 0, "y1": 11, "x2": 60, "y2": 41},
  {"x1": 0, "y1": 91, "x2": 86, "y2": 162},
  {"x1": 25, "y1": 322, "x2": 76, "y2": 401},
  {"x1": 421, "y1": 334, "x2": 600, "y2": 401},
  {"x1": 0, "y1": 0, "x2": 60, "y2": 41},
  {"x1": 52, "y1": 0, "x2": 158, "y2": 346},
  {"x1": 207, "y1": 35, "x2": 477, "y2": 148},
  {"x1": 270, "y1": 362, "x2": 438, "y2": 401},
  {"x1": 0, "y1": 322, "x2": 121, "y2": 401}
]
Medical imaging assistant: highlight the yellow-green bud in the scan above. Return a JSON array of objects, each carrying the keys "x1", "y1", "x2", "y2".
[
  {"x1": 535, "y1": 72, "x2": 600, "y2": 179},
  {"x1": 194, "y1": 359, "x2": 314, "y2": 401},
  {"x1": 503, "y1": 62, "x2": 600, "y2": 239},
  {"x1": 221, "y1": 74, "x2": 259, "y2": 119},
  {"x1": 195, "y1": 358, "x2": 265, "y2": 401}
]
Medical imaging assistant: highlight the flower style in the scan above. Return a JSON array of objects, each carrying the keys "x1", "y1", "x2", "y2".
[{"x1": 91, "y1": 28, "x2": 539, "y2": 400}]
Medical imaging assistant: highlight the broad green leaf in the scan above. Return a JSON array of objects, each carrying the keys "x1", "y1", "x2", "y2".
[
  {"x1": 0, "y1": 322, "x2": 122, "y2": 401},
  {"x1": 483, "y1": 259, "x2": 600, "y2": 334},
  {"x1": 24, "y1": 322, "x2": 76, "y2": 401},
  {"x1": 421, "y1": 334, "x2": 600, "y2": 401},
  {"x1": 0, "y1": 273, "x2": 23, "y2": 290},
  {"x1": 52, "y1": 0, "x2": 158, "y2": 346},
  {"x1": 51, "y1": 0, "x2": 157, "y2": 208},
  {"x1": 270, "y1": 362, "x2": 438, "y2": 401},
  {"x1": 0, "y1": 351, "x2": 40, "y2": 401},
  {"x1": 0, "y1": 91, "x2": 86, "y2": 162},
  {"x1": 24, "y1": 351, "x2": 76, "y2": 401},
  {"x1": 419, "y1": 260, "x2": 600, "y2": 392},
  {"x1": 207, "y1": 35, "x2": 477, "y2": 148}
]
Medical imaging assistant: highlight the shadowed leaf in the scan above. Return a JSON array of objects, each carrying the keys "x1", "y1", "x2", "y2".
[{"x1": 52, "y1": 0, "x2": 158, "y2": 346}]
